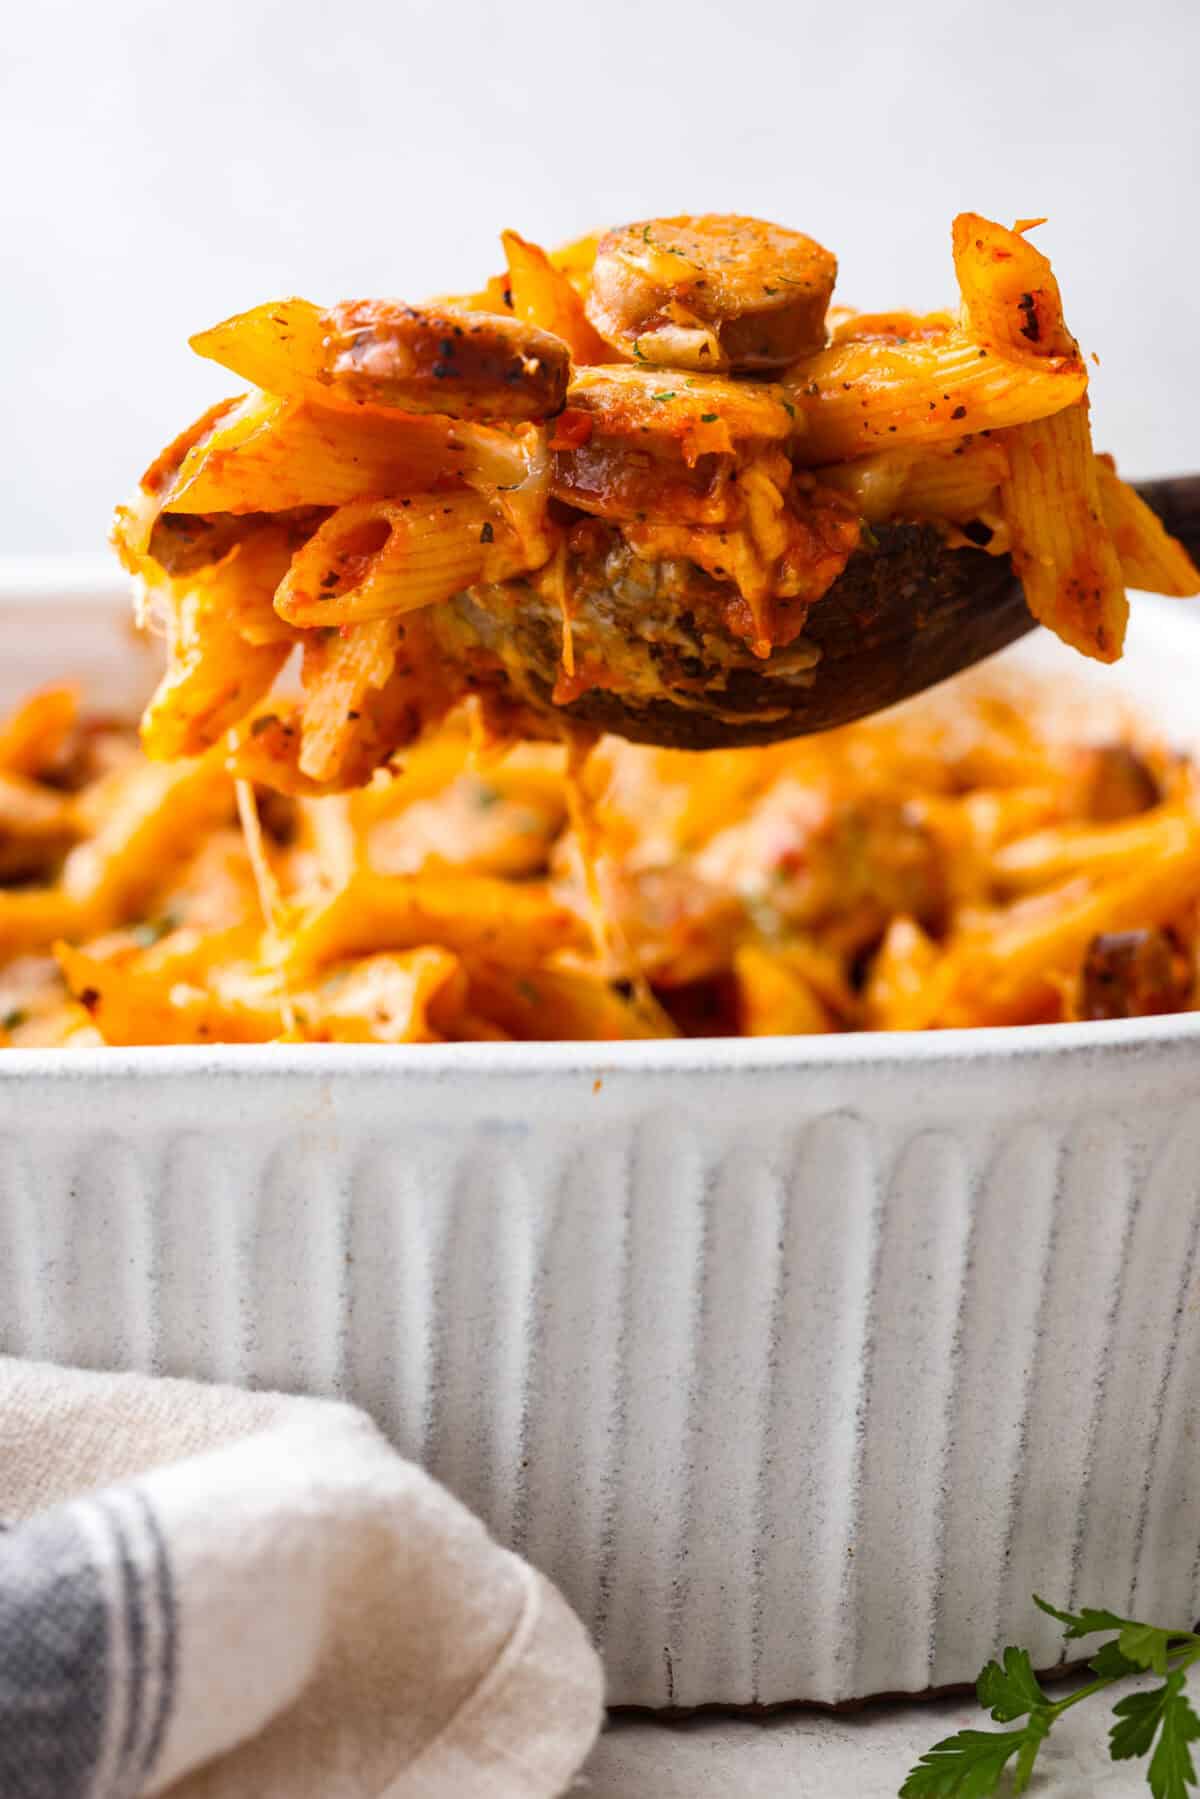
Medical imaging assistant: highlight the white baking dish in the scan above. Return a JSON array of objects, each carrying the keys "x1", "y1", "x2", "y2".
[{"x1": 2, "y1": 561, "x2": 1200, "y2": 1710}]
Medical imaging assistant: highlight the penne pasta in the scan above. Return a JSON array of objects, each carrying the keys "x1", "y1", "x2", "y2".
[
  {"x1": 274, "y1": 492, "x2": 548, "y2": 627},
  {"x1": 1095, "y1": 455, "x2": 1200, "y2": 597},
  {"x1": 734, "y1": 942, "x2": 833, "y2": 1035},
  {"x1": 861, "y1": 917, "x2": 944, "y2": 1031},
  {"x1": 0, "y1": 684, "x2": 79, "y2": 778},
  {"x1": 55, "y1": 942, "x2": 281, "y2": 1045},
  {"x1": 467, "y1": 960, "x2": 659, "y2": 1040},
  {"x1": 951, "y1": 213, "x2": 1078, "y2": 362},
  {"x1": 999, "y1": 403, "x2": 1128, "y2": 660},
  {"x1": 816, "y1": 438, "x2": 1010, "y2": 527},
  {"x1": 501, "y1": 229, "x2": 614, "y2": 364},
  {"x1": 61, "y1": 757, "x2": 235, "y2": 930},
  {"x1": 785, "y1": 326, "x2": 1087, "y2": 463},
  {"x1": 165, "y1": 389, "x2": 531, "y2": 515},
  {"x1": 280, "y1": 870, "x2": 587, "y2": 973},
  {"x1": 936, "y1": 810, "x2": 1200, "y2": 1026},
  {"x1": 298, "y1": 619, "x2": 401, "y2": 784},
  {"x1": 140, "y1": 536, "x2": 298, "y2": 760}
]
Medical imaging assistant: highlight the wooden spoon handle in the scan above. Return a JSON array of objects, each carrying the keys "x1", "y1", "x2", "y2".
[{"x1": 1135, "y1": 474, "x2": 1200, "y2": 562}]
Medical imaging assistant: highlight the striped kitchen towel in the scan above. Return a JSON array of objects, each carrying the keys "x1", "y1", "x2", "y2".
[{"x1": 0, "y1": 1358, "x2": 604, "y2": 1799}]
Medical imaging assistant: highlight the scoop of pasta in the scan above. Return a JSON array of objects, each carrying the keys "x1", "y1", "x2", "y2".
[{"x1": 111, "y1": 210, "x2": 1199, "y2": 793}]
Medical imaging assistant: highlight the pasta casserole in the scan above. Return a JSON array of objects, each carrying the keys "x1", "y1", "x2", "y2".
[{"x1": 4, "y1": 667, "x2": 1200, "y2": 1046}]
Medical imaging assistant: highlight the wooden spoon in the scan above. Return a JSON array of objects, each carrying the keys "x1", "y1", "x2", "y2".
[{"x1": 442, "y1": 475, "x2": 1200, "y2": 750}]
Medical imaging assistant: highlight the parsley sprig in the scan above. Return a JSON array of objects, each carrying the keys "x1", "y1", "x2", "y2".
[{"x1": 901, "y1": 1596, "x2": 1200, "y2": 1798}]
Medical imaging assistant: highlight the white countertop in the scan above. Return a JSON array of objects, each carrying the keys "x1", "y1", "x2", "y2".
[{"x1": 581, "y1": 1681, "x2": 1152, "y2": 1795}]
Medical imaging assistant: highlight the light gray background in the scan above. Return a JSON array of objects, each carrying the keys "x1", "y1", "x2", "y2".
[{"x1": 2, "y1": 0, "x2": 1197, "y2": 557}]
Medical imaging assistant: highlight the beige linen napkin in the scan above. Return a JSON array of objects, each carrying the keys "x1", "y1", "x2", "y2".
[{"x1": 0, "y1": 1356, "x2": 604, "y2": 1799}]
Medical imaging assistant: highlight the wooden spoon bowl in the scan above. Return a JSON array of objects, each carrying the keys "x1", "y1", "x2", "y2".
[{"x1": 440, "y1": 476, "x2": 1198, "y2": 750}]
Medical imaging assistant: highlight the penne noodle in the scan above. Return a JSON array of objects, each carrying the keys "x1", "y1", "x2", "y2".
[
  {"x1": 502, "y1": 229, "x2": 614, "y2": 364},
  {"x1": 165, "y1": 389, "x2": 531, "y2": 515},
  {"x1": 467, "y1": 960, "x2": 660, "y2": 1040},
  {"x1": 61, "y1": 757, "x2": 235, "y2": 930},
  {"x1": 274, "y1": 492, "x2": 548, "y2": 627},
  {"x1": 861, "y1": 916, "x2": 944, "y2": 1031},
  {"x1": 817, "y1": 437, "x2": 1010, "y2": 526},
  {"x1": 0, "y1": 888, "x2": 83, "y2": 960},
  {"x1": 191, "y1": 299, "x2": 336, "y2": 411},
  {"x1": 56, "y1": 942, "x2": 281, "y2": 1045},
  {"x1": 785, "y1": 326, "x2": 1087, "y2": 463},
  {"x1": 999, "y1": 403, "x2": 1128, "y2": 660},
  {"x1": 280, "y1": 870, "x2": 587, "y2": 973},
  {"x1": 734, "y1": 942, "x2": 833, "y2": 1035},
  {"x1": 140, "y1": 536, "x2": 298, "y2": 760},
  {"x1": 298, "y1": 618, "x2": 400, "y2": 784},
  {"x1": 936, "y1": 809, "x2": 1200, "y2": 1026},
  {"x1": 952, "y1": 213, "x2": 1078, "y2": 362},
  {"x1": 0, "y1": 684, "x2": 79, "y2": 778},
  {"x1": 990, "y1": 804, "x2": 1189, "y2": 891},
  {"x1": 1095, "y1": 455, "x2": 1200, "y2": 597}
]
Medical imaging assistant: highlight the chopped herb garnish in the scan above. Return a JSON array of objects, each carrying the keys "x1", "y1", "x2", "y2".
[
  {"x1": 700, "y1": 412, "x2": 719, "y2": 423},
  {"x1": 479, "y1": 521, "x2": 495, "y2": 544},
  {"x1": 473, "y1": 783, "x2": 502, "y2": 811},
  {"x1": 2, "y1": 1008, "x2": 28, "y2": 1033},
  {"x1": 250, "y1": 713, "x2": 279, "y2": 737},
  {"x1": 781, "y1": 398, "x2": 796, "y2": 418},
  {"x1": 652, "y1": 391, "x2": 677, "y2": 402},
  {"x1": 903, "y1": 1595, "x2": 1200, "y2": 1798},
  {"x1": 516, "y1": 978, "x2": 541, "y2": 1004}
]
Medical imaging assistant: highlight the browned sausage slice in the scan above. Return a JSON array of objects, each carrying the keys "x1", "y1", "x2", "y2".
[
  {"x1": 323, "y1": 301, "x2": 571, "y2": 420},
  {"x1": 586, "y1": 215, "x2": 836, "y2": 372},
  {"x1": 1078, "y1": 928, "x2": 1193, "y2": 1019}
]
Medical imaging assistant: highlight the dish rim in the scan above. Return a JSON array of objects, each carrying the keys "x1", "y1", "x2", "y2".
[{"x1": 2, "y1": 554, "x2": 1199, "y2": 1080}]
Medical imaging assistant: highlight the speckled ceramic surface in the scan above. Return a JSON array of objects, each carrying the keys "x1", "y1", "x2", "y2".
[{"x1": 3, "y1": 566, "x2": 1200, "y2": 1710}]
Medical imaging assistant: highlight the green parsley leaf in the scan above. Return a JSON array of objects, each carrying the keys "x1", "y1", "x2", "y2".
[
  {"x1": 909, "y1": 1599, "x2": 1200, "y2": 1799},
  {"x1": 1148, "y1": 1677, "x2": 1200, "y2": 1799},
  {"x1": 652, "y1": 391, "x2": 677, "y2": 402},
  {"x1": 1033, "y1": 1596, "x2": 1130, "y2": 1639},
  {"x1": 1091, "y1": 1639, "x2": 1147, "y2": 1680},
  {"x1": 699, "y1": 412, "x2": 719, "y2": 423},
  {"x1": 1109, "y1": 1669, "x2": 1200, "y2": 1797},
  {"x1": 1112, "y1": 1683, "x2": 1177, "y2": 1761},
  {"x1": 977, "y1": 1646, "x2": 1048, "y2": 1721},
  {"x1": 2, "y1": 1007, "x2": 28, "y2": 1033},
  {"x1": 900, "y1": 1725, "x2": 1033, "y2": 1796},
  {"x1": 1035, "y1": 1597, "x2": 1184, "y2": 1673},
  {"x1": 1123, "y1": 1626, "x2": 1181, "y2": 1679}
]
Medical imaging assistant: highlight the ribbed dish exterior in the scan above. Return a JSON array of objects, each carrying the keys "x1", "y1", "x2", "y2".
[{"x1": 3, "y1": 1032, "x2": 1200, "y2": 1707}]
